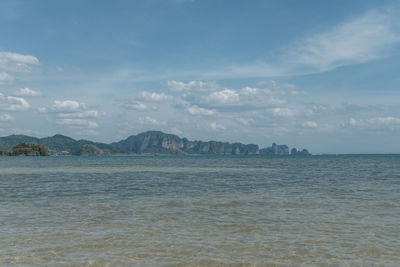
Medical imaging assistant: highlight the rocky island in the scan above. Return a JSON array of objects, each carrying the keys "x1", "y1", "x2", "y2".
[
  {"x1": 291, "y1": 148, "x2": 311, "y2": 156},
  {"x1": 0, "y1": 143, "x2": 50, "y2": 156},
  {"x1": 0, "y1": 131, "x2": 311, "y2": 156},
  {"x1": 113, "y1": 131, "x2": 259, "y2": 155},
  {"x1": 258, "y1": 143, "x2": 311, "y2": 156},
  {"x1": 260, "y1": 143, "x2": 289, "y2": 155}
]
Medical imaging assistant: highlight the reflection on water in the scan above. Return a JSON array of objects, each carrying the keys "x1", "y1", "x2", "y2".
[{"x1": 0, "y1": 155, "x2": 399, "y2": 266}]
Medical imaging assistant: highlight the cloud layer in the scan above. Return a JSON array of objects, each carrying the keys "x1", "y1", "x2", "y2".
[
  {"x1": 0, "y1": 93, "x2": 30, "y2": 111},
  {"x1": 15, "y1": 88, "x2": 42, "y2": 97},
  {"x1": 222, "y1": 6, "x2": 400, "y2": 78},
  {"x1": 0, "y1": 52, "x2": 39, "y2": 84}
]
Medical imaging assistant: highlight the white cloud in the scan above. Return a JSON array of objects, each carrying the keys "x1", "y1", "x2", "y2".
[
  {"x1": 282, "y1": 8, "x2": 400, "y2": 73},
  {"x1": 260, "y1": 80, "x2": 300, "y2": 95},
  {"x1": 348, "y1": 117, "x2": 400, "y2": 129},
  {"x1": 237, "y1": 118, "x2": 253, "y2": 126},
  {"x1": 269, "y1": 108, "x2": 295, "y2": 117},
  {"x1": 124, "y1": 101, "x2": 149, "y2": 110},
  {"x1": 90, "y1": 6, "x2": 400, "y2": 83},
  {"x1": 48, "y1": 100, "x2": 100, "y2": 129},
  {"x1": 38, "y1": 107, "x2": 47, "y2": 113},
  {"x1": 167, "y1": 80, "x2": 188, "y2": 91},
  {"x1": 52, "y1": 100, "x2": 86, "y2": 112},
  {"x1": 267, "y1": 97, "x2": 286, "y2": 105},
  {"x1": 57, "y1": 110, "x2": 99, "y2": 118},
  {"x1": 56, "y1": 118, "x2": 98, "y2": 128},
  {"x1": 268, "y1": 108, "x2": 296, "y2": 117},
  {"x1": 0, "y1": 51, "x2": 39, "y2": 74},
  {"x1": 304, "y1": 104, "x2": 335, "y2": 115},
  {"x1": 15, "y1": 88, "x2": 42, "y2": 97},
  {"x1": 375, "y1": 117, "x2": 400, "y2": 124},
  {"x1": 240, "y1": 86, "x2": 258, "y2": 96},
  {"x1": 172, "y1": 80, "x2": 291, "y2": 109},
  {"x1": 0, "y1": 94, "x2": 30, "y2": 111},
  {"x1": 139, "y1": 116, "x2": 159, "y2": 125},
  {"x1": 172, "y1": 81, "x2": 235, "y2": 108},
  {"x1": 56, "y1": 66, "x2": 64, "y2": 72},
  {"x1": 138, "y1": 91, "x2": 172, "y2": 101},
  {"x1": 301, "y1": 121, "x2": 318, "y2": 128},
  {"x1": 186, "y1": 105, "x2": 215, "y2": 116},
  {"x1": 0, "y1": 72, "x2": 14, "y2": 84},
  {"x1": 7, "y1": 96, "x2": 30, "y2": 111},
  {"x1": 0, "y1": 113, "x2": 13, "y2": 122},
  {"x1": 167, "y1": 80, "x2": 218, "y2": 92},
  {"x1": 207, "y1": 89, "x2": 240, "y2": 105},
  {"x1": 222, "y1": 6, "x2": 400, "y2": 78},
  {"x1": 210, "y1": 121, "x2": 225, "y2": 131},
  {"x1": 0, "y1": 52, "x2": 39, "y2": 65}
]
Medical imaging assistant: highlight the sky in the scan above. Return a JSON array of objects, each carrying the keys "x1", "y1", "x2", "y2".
[{"x1": 1, "y1": 0, "x2": 400, "y2": 154}]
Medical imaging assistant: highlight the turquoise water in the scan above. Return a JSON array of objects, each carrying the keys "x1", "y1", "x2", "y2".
[{"x1": 1, "y1": 155, "x2": 399, "y2": 266}]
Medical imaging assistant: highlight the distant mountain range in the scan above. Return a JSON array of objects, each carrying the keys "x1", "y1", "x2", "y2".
[
  {"x1": 0, "y1": 131, "x2": 311, "y2": 156},
  {"x1": 0, "y1": 134, "x2": 123, "y2": 156}
]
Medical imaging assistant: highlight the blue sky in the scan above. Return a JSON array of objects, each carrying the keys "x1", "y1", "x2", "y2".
[{"x1": 1, "y1": 0, "x2": 400, "y2": 153}]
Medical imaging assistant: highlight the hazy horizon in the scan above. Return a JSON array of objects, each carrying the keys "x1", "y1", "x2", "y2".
[{"x1": 1, "y1": 0, "x2": 400, "y2": 154}]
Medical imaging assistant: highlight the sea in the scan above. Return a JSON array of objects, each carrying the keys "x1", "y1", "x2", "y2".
[{"x1": 0, "y1": 155, "x2": 399, "y2": 266}]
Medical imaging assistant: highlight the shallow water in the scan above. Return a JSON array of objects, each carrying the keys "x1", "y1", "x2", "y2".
[{"x1": 1, "y1": 155, "x2": 399, "y2": 266}]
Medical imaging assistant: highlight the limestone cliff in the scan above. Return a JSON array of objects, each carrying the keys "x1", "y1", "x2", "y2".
[
  {"x1": 114, "y1": 131, "x2": 260, "y2": 155},
  {"x1": 0, "y1": 131, "x2": 311, "y2": 156},
  {"x1": 259, "y1": 143, "x2": 289, "y2": 155}
]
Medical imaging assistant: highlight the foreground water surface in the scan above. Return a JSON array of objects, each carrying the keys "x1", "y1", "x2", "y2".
[{"x1": 0, "y1": 155, "x2": 399, "y2": 266}]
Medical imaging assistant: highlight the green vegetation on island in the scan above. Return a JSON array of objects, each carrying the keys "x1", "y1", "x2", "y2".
[
  {"x1": 0, "y1": 131, "x2": 311, "y2": 156},
  {"x1": 113, "y1": 131, "x2": 260, "y2": 155},
  {"x1": 0, "y1": 143, "x2": 50, "y2": 156},
  {"x1": 0, "y1": 134, "x2": 124, "y2": 156}
]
